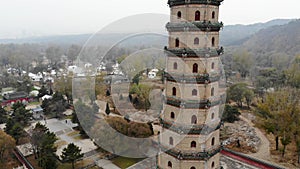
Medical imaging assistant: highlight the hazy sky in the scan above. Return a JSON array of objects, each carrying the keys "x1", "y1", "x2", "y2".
[{"x1": 0, "y1": 0, "x2": 299, "y2": 38}]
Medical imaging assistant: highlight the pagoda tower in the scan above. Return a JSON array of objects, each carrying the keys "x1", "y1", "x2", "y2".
[{"x1": 158, "y1": 0, "x2": 224, "y2": 169}]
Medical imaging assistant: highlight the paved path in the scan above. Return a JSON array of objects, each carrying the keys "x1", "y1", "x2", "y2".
[
  {"x1": 239, "y1": 115, "x2": 271, "y2": 161},
  {"x1": 127, "y1": 156, "x2": 157, "y2": 169},
  {"x1": 96, "y1": 159, "x2": 121, "y2": 169}
]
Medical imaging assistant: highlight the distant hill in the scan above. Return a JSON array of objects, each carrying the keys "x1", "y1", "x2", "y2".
[
  {"x1": 237, "y1": 19, "x2": 300, "y2": 68},
  {"x1": 0, "y1": 19, "x2": 295, "y2": 48},
  {"x1": 220, "y1": 19, "x2": 294, "y2": 46},
  {"x1": 242, "y1": 19, "x2": 300, "y2": 56},
  {"x1": 0, "y1": 33, "x2": 168, "y2": 48}
]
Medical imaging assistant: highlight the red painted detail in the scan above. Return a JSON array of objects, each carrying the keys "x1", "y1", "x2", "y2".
[
  {"x1": 13, "y1": 150, "x2": 24, "y2": 164},
  {"x1": 221, "y1": 150, "x2": 274, "y2": 169},
  {"x1": 13, "y1": 149, "x2": 34, "y2": 169},
  {"x1": 1, "y1": 97, "x2": 30, "y2": 106}
]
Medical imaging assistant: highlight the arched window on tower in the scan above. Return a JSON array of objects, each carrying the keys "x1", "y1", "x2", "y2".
[
  {"x1": 192, "y1": 89, "x2": 197, "y2": 96},
  {"x1": 177, "y1": 11, "x2": 182, "y2": 19},
  {"x1": 212, "y1": 37, "x2": 215, "y2": 47},
  {"x1": 191, "y1": 115, "x2": 197, "y2": 124},
  {"x1": 175, "y1": 38, "x2": 180, "y2": 47},
  {"x1": 169, "y1": 137, "x2": 174, "y2": 145},
  {"x1": 212, "y1": 11, "x2": 215, "y2": 19},
  {"x1": 190, "y1": 167, "x2": 196, "y2": 169},
  {"x1": 170, "y1": 112, "x2": 175, "y2": 119},
  {"x1": 172, "y1": 87, "x2": 177, "y2": 96},
  {"x1": 168, "y1": 161, "x2": 172, "y2": 168},
  {"x1": 173, "y1": 62, "x2": 178, "y2": 70},
  {"x1": 191, "y1": 141, "x2": 197, "y2": 148},
  {"x1": 195, "y1": 11, "x2": 200, "y2": 21},
  {"x1": 211, "y1": 161, "x2": 215, "y2": 168},
  {"x1": 194, "y1": 37, "x2": 199, "y2": 45},
  {"x1": 211, "y1": 62, "x2": 215, "y2": 70},
  {"x1": 211, "y1": 112, "x2": 215, "y2": 120},
  {"x1": 211, "y1": 87, "x2": 215, "y2": 96},
  {"x1": 211, "y1": 137, "x2": 215, "y2": 146},
  {"x1": 192, "y1": 63, "x2": 198, "y2": 73}
]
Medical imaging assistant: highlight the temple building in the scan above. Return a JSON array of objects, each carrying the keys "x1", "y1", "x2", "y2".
[{"x1": 158, "y1": 0, "x2": 224, "y2": 168}]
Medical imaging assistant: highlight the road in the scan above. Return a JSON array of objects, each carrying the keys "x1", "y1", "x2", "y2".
[{"x1": 239, "y1": 115, "x2": 271, "y2": 160}]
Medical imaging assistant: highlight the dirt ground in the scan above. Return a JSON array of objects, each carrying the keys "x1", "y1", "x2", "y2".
[{"x1": 240, "y1": 110, "x2": 300, "y2": 169}]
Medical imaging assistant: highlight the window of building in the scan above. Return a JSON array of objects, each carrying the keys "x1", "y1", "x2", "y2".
[
  {"x1": 173, "y1": 62, "x2": 178, "y2": 70},
  {"x1": 172, "y1": 87, "x2": 177, "y2": 96},
  {"x1": 195, "y1": 11, "x2": 200, "y2": 21},
  {"x1": 169, "y1": 137, "x2": 174, "y2": 145},
  {"x1": 194, "y1": 37, "x2": 199, "y2": 45},
  {"x1": 191, "y1": 141, "x2": 197, "y2": 148},
  {"x1": 211, "y1": 113, "x2": 215, "y2": 120},
  {"x1": 212, "y1": 37, "x2": 215, "y2": 47},
  {"x1": 212, "y1": 11, "x2": 215, "y2": 19},
  {"x1": 177, "y1": 11, "x2": 182, "y2": 19},
  {"x1": 193, "y1": 63, "x2": 198, "y2": 73},
  {"x1": 191, "y1": 167, "x2": 196, "y2": 169},
  {"x1": 191, "y1": 115, "x2": 197, "y2": 124},
  {"x1": 192, "y1": 89, "x2": 197, "y2": 96},
  {"x1": 211, "y1": 137, "x2": 215, "y2": 146},
  {"x1": 175, "y1": 38, "x2": 180, "y2": 47},
  {"x1": 211, "y1": 87, "x2": 215, "y2": 96},
  {"x1": 171, "y1": 112, "x2": 175, "y2": 119},
  {"x1": 211, "y1": 161, "x2": 215, "y2": 168},
  {"x1": 211, "y1": 62, "x2": 215, "y2": 70},
  {"x1": 168, "y1": 161, "x2": 172, "y2": 168}
]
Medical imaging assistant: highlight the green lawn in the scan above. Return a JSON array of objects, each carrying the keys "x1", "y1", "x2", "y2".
[
  {"x1": 58, "y1": 163, "x2": 72, "y2": 169},
  {"x1": 58, "y1": 158, "x2": 95, "y2": 169},
  {"x1": 111, "y1": 157, "x2": 143, "y2": 169},
  {"x1": 28, "y1": 101, "x2": 41, "y2": 105}
]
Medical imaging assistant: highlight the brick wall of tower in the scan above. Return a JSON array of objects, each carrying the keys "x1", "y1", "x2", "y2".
[
  {"x1": 170, "y1": 4, "x2": 220, "y2": 23},
  {"x1": 163, "y1": 105, "x2": 220, "y2": 125},
  {"x1": 160, "y1": 129, "x2": 220, "y2": 151},
  {"x1": 158, "y1": 0, "x2": 224, "y2": 168},
  {"x1": 168, "y1": 32, "x2": 220, "y2": 49},
  {"x1": 165, "y1": 81, "x2": 219, "y2": 99},
  {"x1": 166, "y1": 57, "x2": 220, "y2": 74},
  {"x1": 158, "y1": 153, "x2": 220, "y2": 169}
]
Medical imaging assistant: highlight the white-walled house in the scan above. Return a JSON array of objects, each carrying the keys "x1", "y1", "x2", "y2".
[{"x1": 28, "y1": 72, "x2": 43, "y2": 82}]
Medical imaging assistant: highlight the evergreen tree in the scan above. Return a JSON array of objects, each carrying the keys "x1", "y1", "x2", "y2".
[
  {"x1": 38, "y1": 131, "x2": 58, "y2": 169},
  {"x1": 0, "y1": 107, "x2": 7, "y2": 124},
  {"x1": 12, "y1": 106, "x2": 32, "y2": 126},
  {"x1": 5, "y1": 122, "x2": 23, "y2": 144},
  {"x1": 11, "y1": 102, "x2": 25, "y2": 112},
  {"x1": 31, "y1": 123, "x2": 48, "y2": 159},
  {"x1": 38, "y1": 85, "x2": 48, "y2": 98},
  {"x1": 61, "y1": 143, "x2": 83, "y2": 169},
  {"x1": 221, "y1": 105, "x2": 241, "y2": 123}
]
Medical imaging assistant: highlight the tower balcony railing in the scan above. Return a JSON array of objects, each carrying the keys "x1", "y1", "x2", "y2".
[
  {"x1": 165, "y1": 95, "x2": 220, "y2": 109},
  {"x1": 160, "y1": 144, "x2": 222, "y2": 160},
  {"x1": 164, "y1": 47, "x2": 224, "y2": 57},
  {"x1": 160, "y1": 118, "x2": 221, "y2": 134},
  {"x1": 168, "y1": 0, "x2": 224, "y2": 7},
  {"x1": 164, "y1": 71, "x2": 220, "y2": 84},
  {"x1": 166, "y1": 21, "x2": 223, "y2": 32}
]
